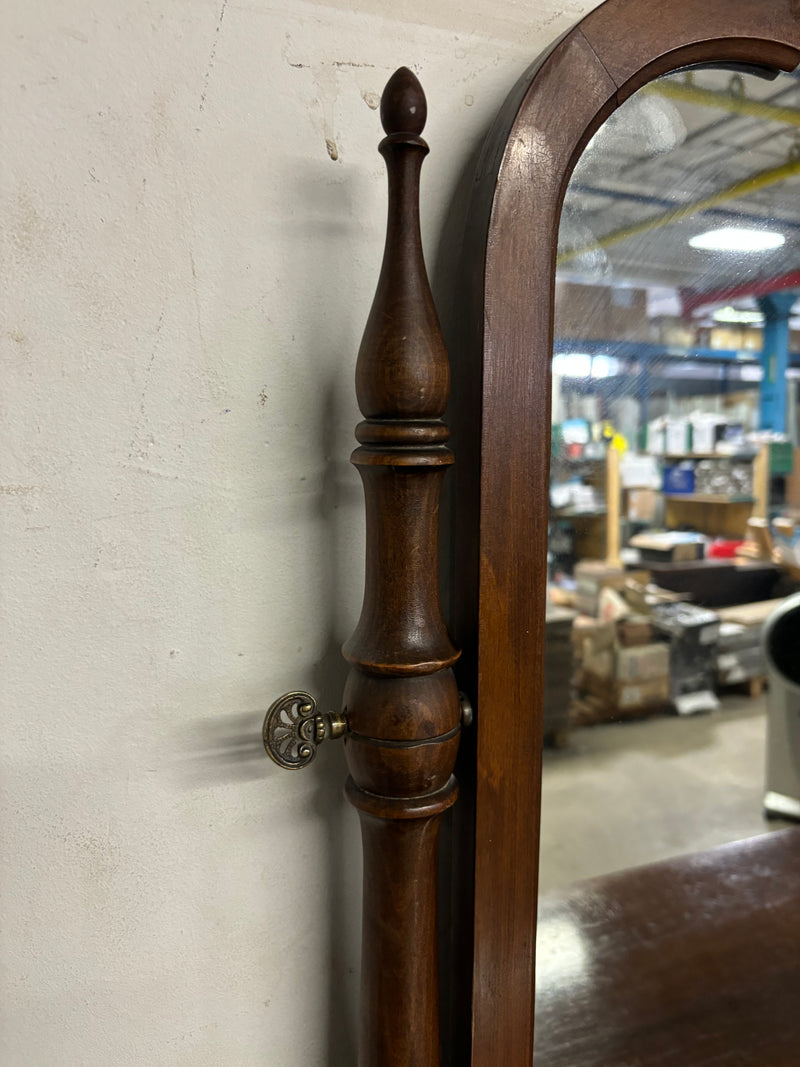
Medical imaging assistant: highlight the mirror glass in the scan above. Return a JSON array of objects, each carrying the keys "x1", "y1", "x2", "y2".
[{"x1": 541, "y1": 65, "x2": 800, "y2": 893}]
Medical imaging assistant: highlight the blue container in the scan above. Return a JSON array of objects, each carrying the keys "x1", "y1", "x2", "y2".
[{"x1": 663, "y1": 462, "x2": 695, "y2": 495}]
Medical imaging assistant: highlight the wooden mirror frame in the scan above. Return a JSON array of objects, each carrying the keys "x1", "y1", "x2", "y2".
[{"x1": 449, "y1": 1, "x2": 800, "y2": 1062}]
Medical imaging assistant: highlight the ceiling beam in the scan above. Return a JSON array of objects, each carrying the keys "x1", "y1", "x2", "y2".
[
  {"x1": 647, "y1": 80, "x2": 800, "y2": 129},
  {"x1": 558, "y1": 156, "x2": 800, "y2": 265},
  {"x1": 681, "y1": 270, "x2": 800, "y2": 316},
  {"x1": 569, "y1": 182, "x2": 800, "y2": 233}
]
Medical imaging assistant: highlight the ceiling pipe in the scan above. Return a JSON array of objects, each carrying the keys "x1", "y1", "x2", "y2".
[
  {"x1": 646, "y1": 80, "x2": 800, "y2": 129},
  {"x1": 569, "y1": 182, "x2": 800, "y2": 233},
  {"x1": 557, "y1": 156, "x2": 800, "y2": 265}
]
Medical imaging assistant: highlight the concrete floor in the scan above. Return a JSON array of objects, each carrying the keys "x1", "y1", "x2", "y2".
[{"x1": 539, "y1": 692, "x2": 793, "y2": 893}]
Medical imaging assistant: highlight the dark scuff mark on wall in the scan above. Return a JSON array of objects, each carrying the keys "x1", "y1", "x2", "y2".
[{"x1": 199, "y1": 0, "x2": 229, "y2": 112}]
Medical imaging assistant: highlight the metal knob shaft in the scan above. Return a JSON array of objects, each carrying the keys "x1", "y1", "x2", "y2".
[{"x1": 262, "y1": 691, "x2": 348, "y2": 769}]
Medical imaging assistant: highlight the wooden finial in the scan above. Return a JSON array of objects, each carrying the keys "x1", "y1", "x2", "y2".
[
  {"x1": 380, "y1": 66, "x2": 427, "y2": 137},
  {"x1": 342, "y1": 68, "x2": 460, "y2": 1066},
  {"x1": 355, "y1": 67, "x2": 446, "y2": 423}
]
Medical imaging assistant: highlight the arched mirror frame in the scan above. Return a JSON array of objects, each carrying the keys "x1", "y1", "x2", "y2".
[{"x1": 452, "y1": 1, "x2": 800, "y2": 1062}]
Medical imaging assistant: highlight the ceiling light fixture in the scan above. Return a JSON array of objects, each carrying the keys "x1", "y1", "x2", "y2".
[
  {"x1": 713, "y1": 305, "x2": 764, "y2": 324},
  {"x1": 553, "y1": 353, "x2": 592, "y2": 378},
  {"x1": 689, "y1": 227, "x2": 785, "y2": 252},
  {"x1": 591, "y1": 354, "x2": 620, "y2": 378}
]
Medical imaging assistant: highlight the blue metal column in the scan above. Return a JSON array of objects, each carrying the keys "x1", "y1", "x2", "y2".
[{"x1": 758, "y1": 291, "x2": 797, "y2": 433}]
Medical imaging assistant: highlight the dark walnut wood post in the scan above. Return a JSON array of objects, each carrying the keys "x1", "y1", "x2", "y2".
[{"x1": 342, "y1": 67, "x2": 461, "y2": 1067}]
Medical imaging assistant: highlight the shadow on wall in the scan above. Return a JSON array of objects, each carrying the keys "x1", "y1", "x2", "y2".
[
  {"x1": 178, "y1": 713, "x2": 359, "y2": 1064},
  {"x1": 174, "y1": 159, "x2": 365, "y2": 1058}
]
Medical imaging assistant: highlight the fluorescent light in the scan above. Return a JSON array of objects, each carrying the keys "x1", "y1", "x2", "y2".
[
  {"x1": 591, "y1": 354, "x2": 620, "y2": 378},
  {"x1": 689, "y1": 227, "x2": 785, "y2": 252},
  {"x1": 713, "y1": 305, "x2": 764, "y2": 324},
  {"x1": 739, "y1": 365, "x2": 764, "y2": 382},
  {"x1": 553, "y1": 353, "x2": 592, "y2": 378}
]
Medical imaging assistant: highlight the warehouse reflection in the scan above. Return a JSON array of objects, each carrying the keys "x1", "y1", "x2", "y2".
[{"x1": 540, "y1": 65, "x2": 800, "y2": 893}]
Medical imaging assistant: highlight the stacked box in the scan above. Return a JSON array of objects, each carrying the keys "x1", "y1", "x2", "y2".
[
  {"x1": 543, "y1": 606, "x2": 576, "y2": 743},
  {"x1": 573, "y1": 561, "x2": 650, "y2": 616},
  {"x1": 572, "y1": 615, "x2": 670, "y2": 724},
  {"x1": 652, "y1": 602, "x2": 720, "y2": 713},
  {"x1": 617, "y1": 615, "x2": 654, "y2": 648},
  {"x1": 616, "y1": 641, "x2": 669, "y2": 680},
  {"x1": 576, "y1": 671, "x2": 670, "y2": 721},
  {"x1": 572, "y1": 615, "x2": 615, "y2": 686}
]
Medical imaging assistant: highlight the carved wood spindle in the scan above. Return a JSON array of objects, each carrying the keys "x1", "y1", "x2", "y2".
[{"x1": 342, "y1": 67, "x2": 461, "y2": 1067}]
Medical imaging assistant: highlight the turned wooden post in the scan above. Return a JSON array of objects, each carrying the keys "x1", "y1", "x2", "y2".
[{"x1": 342, "y1": 67, "x2": 461, "y2": 1067}]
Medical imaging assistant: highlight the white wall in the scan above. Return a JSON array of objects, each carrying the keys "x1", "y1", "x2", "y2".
[{"x1": 1, "y1": 1, "x2": 597, "y2": 1063}]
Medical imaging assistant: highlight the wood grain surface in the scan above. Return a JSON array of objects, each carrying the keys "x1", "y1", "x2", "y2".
[
  {"x1": 343, "y1": 66, "x2": 461, "y2": 1066},
  {"x1": 535, "y1": 829, "x2": 800, "y2": 1066},
  {"x1": 448, "y1": 1, "x2": 800, "y2": 1062}
]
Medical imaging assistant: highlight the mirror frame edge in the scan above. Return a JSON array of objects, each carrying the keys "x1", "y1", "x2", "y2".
[{"x1": 448, "y1": 1, "x2": 800, "y2": 1063}]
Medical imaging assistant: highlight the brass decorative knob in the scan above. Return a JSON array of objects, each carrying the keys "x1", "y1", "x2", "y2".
[{"x1": 262, "y1": 691, "x2": 348, "y2": 769}]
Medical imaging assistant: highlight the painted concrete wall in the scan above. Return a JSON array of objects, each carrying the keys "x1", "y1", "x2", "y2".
[{"x1": 2, "y1": 1, "x2": 596, "y2": 1063}]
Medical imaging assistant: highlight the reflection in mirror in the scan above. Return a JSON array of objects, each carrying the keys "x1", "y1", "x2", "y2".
[{"x1": 541, "y1": 66, "x2": 800, "y2": 893}]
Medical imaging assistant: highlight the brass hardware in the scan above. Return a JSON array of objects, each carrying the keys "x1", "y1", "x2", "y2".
[
  {"x1": 262, "y1": 691, "x2": 348, "y2": 769},
  {"x1": 459, "y1": 692, "x2": 474, "y2": 728}
]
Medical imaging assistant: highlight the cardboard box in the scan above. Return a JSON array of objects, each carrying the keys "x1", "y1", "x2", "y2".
[
  {"x1": 598, "y1": 586, "x2": 631, "y2": 623},
  {"x1": 626, "y1": 488, "x2": 659, "y2": 523},
  {"x1": 629, "y1": 532, "x2": 705, "y2": 563},
  {"x1": 582, "y1": 649, "x2": 615, "y2": 680},
  {"x1": 572, "y1": 615, "x2": 616, "y2": 660},
  {"x1": 617, "y1": 615, "x2": 654, "y2": 647},
  {"x1": 574, "y1": 562, "x2": 650, "y2": 616},
  {"x1": 621, "y1": 580, "x2": 684, "y2": 615},
  {"x1": 577, "y1": 670, "x2": 670, "y2": 713},
  {"x1": 618, "y1": 676, "x2": 671, "y2": 710},
  {"x1": 616, "y1": 642, "x2": 670, "y2": 683}
]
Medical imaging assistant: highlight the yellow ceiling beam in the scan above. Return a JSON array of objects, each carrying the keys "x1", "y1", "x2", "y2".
[
  {"x1": 557, "y1": 156, "x2": 800, "y2": 265},
  {"x1": 646, "y1": 80, "x2": 800, "y2": 129}
]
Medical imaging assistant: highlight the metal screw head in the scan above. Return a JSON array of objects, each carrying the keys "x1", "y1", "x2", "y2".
[{"x1": 459, "y1": 692, "x2": 474, "y2": 728}]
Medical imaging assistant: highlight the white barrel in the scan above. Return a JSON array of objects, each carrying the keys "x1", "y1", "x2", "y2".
[{"x1": 763, "y1": 592, "x2": 800, "y2": 820}]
